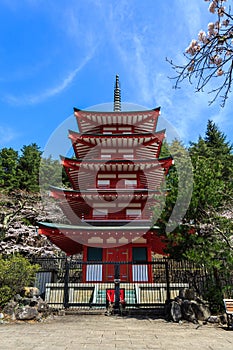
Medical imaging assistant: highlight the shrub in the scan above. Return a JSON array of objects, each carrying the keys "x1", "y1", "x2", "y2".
[
  {"x1": 0, "y1": 255, "x2": 39, "y2": 307},
  {"x1": 0, "y1": 286, "x2": 12, "y2": 307},
  {"x1": 203, "y1": 278, "x2": 224, "y2": 314}
]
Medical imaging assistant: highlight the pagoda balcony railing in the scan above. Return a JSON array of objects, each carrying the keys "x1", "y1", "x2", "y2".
[
  {"x1": 97, "y1": 186, "x2": 138, "y2": 189},
  {"x1": 84, "y1": 215, "x2": 149, "y2": 221},
  {"x1": 92, "y1": 186, "x2": 148, "y2": 190}
]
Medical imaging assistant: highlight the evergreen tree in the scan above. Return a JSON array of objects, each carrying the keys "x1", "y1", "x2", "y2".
[
  {"x1": 186, "y1": 121, "x2": 233, "y2": 271},
  {"x1": 17, "y1": 143, "x2": 42, "y2": 192},
  {"x1": 204, "y1": 120, "x2": 232, "y2": 153},
  {"x1": 159, "y1": 140, "x2": 171, "y2": 159},
  {"x1": 157, "y1": 139, "x2": 194, "y2": 258},
  {"x1": 159, "y1": 121, "x2": 233, "y2": 272},
  {"x1": 190, "y1": 120, "x2": 233, "y2": 193},
  {"x1": 39, "y1": 156, "x2": 71, "y2": 191},
  {"x1": 0, "y1": 148, "x2": 19, "y2": 191},
  {"x1": 158, "y1": 139, "x2": 193, "y2": 227}
]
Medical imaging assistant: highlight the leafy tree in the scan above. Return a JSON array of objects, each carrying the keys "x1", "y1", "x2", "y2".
[
  {"x1": 158, "y1": 122, "x2": 233, "y2": 305},
  {"x1": 0, "y1": 254, "x2": 39, "y2": 307},
  {"x1": 190, "y1": 120, "x2": 233, "y2": 185},
  {"x1": 205, "y1": 119, "x2": 232, "y2": 156},
  {"x1": 186, "y1": 130, "x2": 233, "y2": 271},
  {"x1": 39, "y1": 156, "x2": 71, "y2": 192},
  {"x1": 160, "y1": 121, "x2": 233, "y2": 267},
  {"x1": 157, "y1": 139, "x2": 193, "y2": 234},
  {"x1": 159, "y1": 140, "x2": 171, "y2": 158},
  {"x1": 17, "y1": 143, "x2": 42, "y2": 192},
  {"x1": 167, "y1": 0, "x2": 233, "y2": 106},
  {"x1": 0, "y1": 143, "x2": 70, "y2": 193},
  {"x1": 155, "y1": 139, "x2": 194, "y2": 257},
  {"x1": 0, "y1": 148, "x2": 19, "y2": 190}
]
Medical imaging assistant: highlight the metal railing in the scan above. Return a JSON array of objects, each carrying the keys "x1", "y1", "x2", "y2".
[{"x1": 33, "y1": 258, "x2": 214, "y2": 311}]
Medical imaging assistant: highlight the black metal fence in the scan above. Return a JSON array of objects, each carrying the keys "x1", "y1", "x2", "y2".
[{"x1": 32, "y1": 257, "x2": 230, "y2": 311}]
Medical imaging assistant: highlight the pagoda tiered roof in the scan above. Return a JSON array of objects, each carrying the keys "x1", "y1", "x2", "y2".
[
  {"x1": 49, "y1": 186, "x2": 158, "y2": 224},
  {"x1": 38, "y1": 76, "x2": 173, "y2": 256},
  {"x1": 69, "y1": 129, "x2": 166, "y2": 159},
  {"x1": 74, "y1": 107, "x2": 160, "y2": 133},
  {"x1": 61, "y1": 156, "x2": 173, "y2": 191}
]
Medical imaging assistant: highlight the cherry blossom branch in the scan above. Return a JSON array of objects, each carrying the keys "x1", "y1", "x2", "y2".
[{"x1": 167, "y1": 0, "x2": 233, "y2": 107}]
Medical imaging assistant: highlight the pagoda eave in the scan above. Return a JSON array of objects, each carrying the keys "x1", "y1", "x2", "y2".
[
  {"x1": 73, "y1": 108, "x2": 161, "y2": 134},
  {"x1": 50, "y1": 186, "x2": 163, "y2": 198},
  {"x1": 69, "y1": 129, "x2": 166, "y2": 159},
  {"x1": 69, "y1": 129, "x2": 165, "y2": 140},
  {"x1": 73, "y1": 106, "x2": 161, "y2": 114},
  {"x1": 38, "y1": 76, "x2": 173, "y2": 265},
  {"x1": 61, "y1": 155, "x2": 172, "y2": 170},
  {"x1": 37, "y1": 222, "x2": 162, "y2": 254}
]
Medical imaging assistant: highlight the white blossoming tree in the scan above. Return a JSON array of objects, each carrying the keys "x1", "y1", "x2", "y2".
[{"x1": 167, "y1": 0, "x2": 233, "y2": 106}]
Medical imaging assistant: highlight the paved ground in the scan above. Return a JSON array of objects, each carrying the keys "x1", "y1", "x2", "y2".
[{"x1": 0, "y1": 314, "x2": 232, "y2": 350}]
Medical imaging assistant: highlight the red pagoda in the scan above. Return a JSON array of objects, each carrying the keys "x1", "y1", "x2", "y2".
[{"x1": 38, "y1": 75, "x2": 173, "y2": 284}]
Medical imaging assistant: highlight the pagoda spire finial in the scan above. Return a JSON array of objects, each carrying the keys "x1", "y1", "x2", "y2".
[{"x1": 114, "y1": 74, "x2": 121, "y2": 112}]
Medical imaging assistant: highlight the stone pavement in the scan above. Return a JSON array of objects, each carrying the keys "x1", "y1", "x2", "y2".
[{"x1": 0, "y1": 314, "x2": 232, "y2": 350}]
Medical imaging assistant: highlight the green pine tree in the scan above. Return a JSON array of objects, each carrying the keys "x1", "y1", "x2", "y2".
[
  {"x1": 158, "y1": 121, "x2": 233, "y2": 272},
  {"x1": 0, "y1": 148, "x2": 19, "y2": 191},
  {"x1": 17, "y1": 143, "x2": 42, "y2": 192}
]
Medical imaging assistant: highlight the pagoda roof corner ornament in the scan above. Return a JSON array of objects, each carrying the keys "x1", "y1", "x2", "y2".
[
  {"x1": 114, "y1": 74, "x2": 121, "y2": 112},
  {"x1": 153, "y1": 106, "x2": 161, "y2": 112}
]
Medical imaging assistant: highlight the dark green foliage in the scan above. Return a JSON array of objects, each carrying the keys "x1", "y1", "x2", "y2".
[
  {"x1": 0, "y1": 286, "x2": 12, "y2": 307},
  {"x1": 157, "y1": 139, "x2": 193, "y2": 234},
  {"x1": 0, "y1": 255, "x2": 39, "y2": 307},
  {"x1": 0, "y1": 144, "x2": 42, "y2": 193},
  {"x1": 17, "y1": 143, "x2": 42, "y2": 192},
  {"x1": 159, "y1": 140, "x2": 171, "y2": 158},
  {"x1": 157, "y1": 121, "x2": 233, "y2": 309},
  {"x1": 0, "y1": 143, "x2": 70, "y2": 193},
  {"x1": 205, "y1": 120, "x2": 233, "y2": 157},
  {"x1": 39, "y1": 156, "x2": 63, "y2": 191},
  {"x1": 203, "y1": 278, "x2": 224, "y2": 314},
  {"x1": 159, "y1": 120, "x2": 233, "y2": 284},
  {"x1": 39, "y1": 156, "x2": 71, "y2": 191},
  {"x1": 190, "y1": 120, "x2": 233, "y2": 186},
  {"x1": 0, "y1": 148, "x2": 19, "y2": 190}
]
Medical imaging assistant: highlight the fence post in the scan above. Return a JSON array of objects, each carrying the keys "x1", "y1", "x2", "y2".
[
  {"x1": 165, "y1": 261, "x2": 171, "y2": 302},
  {"x1": 63, "y1": 257, "x2": 70, "y2": 309},
  {"x1": 114, "y1": 263, "x2": 120, "y2": 312}
]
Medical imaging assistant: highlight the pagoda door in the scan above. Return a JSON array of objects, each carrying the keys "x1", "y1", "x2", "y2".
[{"x1": 104, "y1": 247, "x2": 130, "y2": 282}]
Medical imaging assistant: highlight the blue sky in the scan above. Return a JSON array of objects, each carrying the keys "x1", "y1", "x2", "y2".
[{"x1": 0, "y1": 0, "x2": 232, "y2": 153}]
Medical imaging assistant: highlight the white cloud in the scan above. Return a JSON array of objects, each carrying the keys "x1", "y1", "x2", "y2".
[
  {"x1": 93, "y1": 0, "x2": 232, "y2": 145},
  {"x1": 2, "y1": 0, "x2": 231, "y2": 146},
  {"x1": 102, "y1": 4, "x2": 157, "y2": 105},
  {"x1": 131, "y1": 36, "x2": 153, "y2": 105},
  {"x1": 2, "y1": 0, "x2": 99, "y2": 106},
  {"x1": 4, "y1": 51, "x2": 95, "y2": 106}
]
